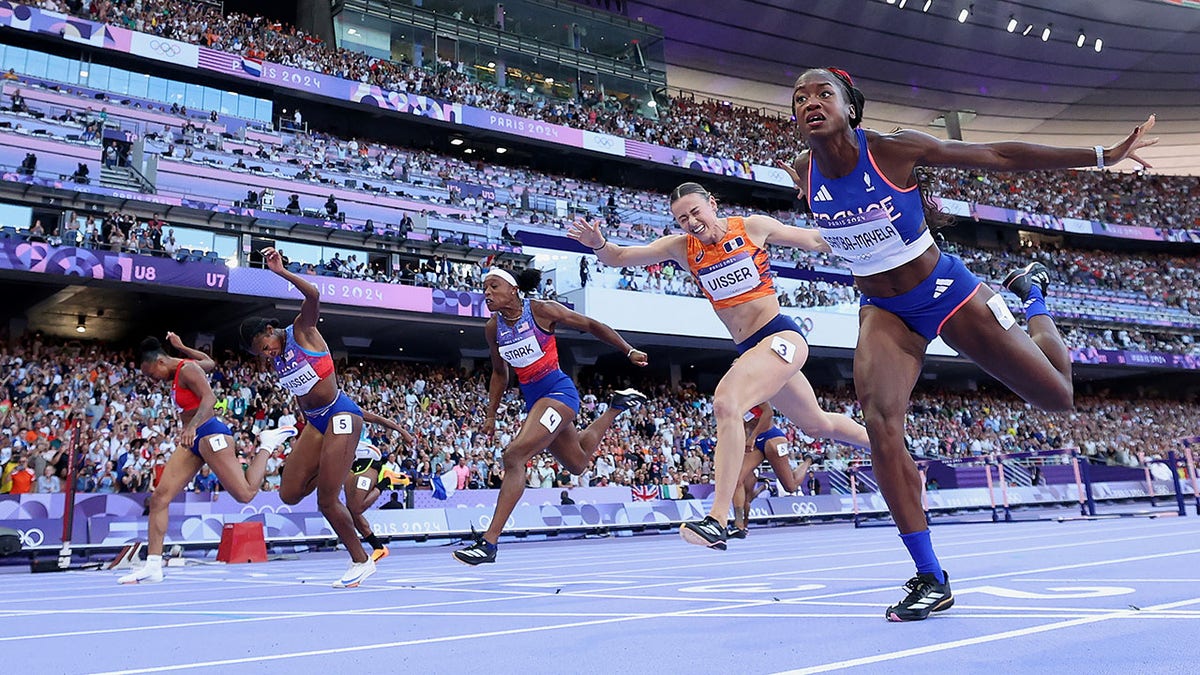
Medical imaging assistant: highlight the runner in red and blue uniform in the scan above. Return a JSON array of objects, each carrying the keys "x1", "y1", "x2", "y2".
[
  {"x1": 453, "y1": 267, "x2": 648, "y2": 565},
  {"x1": 120, "y1": 332, "x2": 295, "y2": 584},
  {"x1": 239, "y1": 247, "x2": 374, "y2": 588}
]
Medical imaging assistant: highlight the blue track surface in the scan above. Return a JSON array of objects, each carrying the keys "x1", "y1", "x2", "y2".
[{"x1": 3, "y1": 517, "x2": 1199, "y2": 674}]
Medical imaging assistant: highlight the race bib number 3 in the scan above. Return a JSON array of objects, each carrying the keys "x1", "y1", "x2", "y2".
[{"x1": 770, "y1": 336, "x2": 796, "y2": 364}]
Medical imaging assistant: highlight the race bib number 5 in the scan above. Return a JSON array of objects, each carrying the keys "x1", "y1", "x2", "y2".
[{"x1": 332, "y1": 413, "x2": 354, "y2": 435}]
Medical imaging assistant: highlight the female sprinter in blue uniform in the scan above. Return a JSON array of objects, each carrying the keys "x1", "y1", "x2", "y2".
[
  {"x1": 728, "y1": 402, "x2": 816, "y2": 539},
  {"x1": 782, "y1": 67, "x2": 1157, "y2": 620},
  {"x1": 570, "y1": 189, "x2": 870, "y2": 551},
  {"x1": 121, "y1": 333, "x2": 295, "y2": 584},
  {"x1": 240, "y1": 247, "x2": 374, "y2": 588},
  {"x1": 454, "y1": 267, "x2": 648, "y2": 565}
]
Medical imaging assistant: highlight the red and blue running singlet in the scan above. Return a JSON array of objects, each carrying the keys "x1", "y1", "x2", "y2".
[
  {"x1": 272, "y1": 325, "x2": 335, "y2": 396},
  {"x1": 171, "y1": 360, "x2": 201, "y2": 412},
  {"x1": 495, "y1": 299, "x2": 561, "y2": 384}
]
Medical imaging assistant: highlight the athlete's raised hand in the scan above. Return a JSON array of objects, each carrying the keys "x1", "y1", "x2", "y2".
[
  {"x1": 627, "y1": 348, "x2": 649, "y2": 367},
  {"x1": 1106, "y1": 114, "x2": 1159, "y2": 169},
  {"x1": 567, "y1": 217, "x2": 606, "y2": 250},
  {"x1": 165, "y1": 331, "x2": 184, "y2": 350},
  {"x1": 774, "y1": 160, "x2": 805, "y2": 198},
  {"x1": 261, "y1": 247, "x2": 285, "y2": 274}
]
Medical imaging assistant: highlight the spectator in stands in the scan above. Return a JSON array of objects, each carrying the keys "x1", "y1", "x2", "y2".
[
  {"x1": 4, "y1": 455, "x2": 34, "y2": 494},
  {"x1": 18, "y1": 152, "x2": 36, "y2": 176},
  {"x1": 379, "y1": 491, "x2": 404, "y2": 509},
  {"x1": 193, "y1": 465, "x2": 219, "y2": 492},
  {"x1": 560, "y1": 489, "x2": 575, "y2": 505},
  {"x1": 103, "y1": 143, "x2": 118, "y2": 168},
  {"x1": 36, "y1": 465, "x2": 60, "y2": 493},
  {"x1": 10, "y1": 88, "x2": 27, "y2": 114},
  {"x1": 325, "y1": 194, "x2": 339, "y2": 219},
  {"x1": 285, "y1": 194, "x2": 302, "y2": 215},
  {"x1": 244, "y1": 190, "x2": 260, "y2": 208},
  {"x1": 71, "y1": 163, "x2": 90, "y2": 184}
]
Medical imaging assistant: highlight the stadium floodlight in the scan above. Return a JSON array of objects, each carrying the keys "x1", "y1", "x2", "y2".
[
  {"x1": 1022, "y1": 24, "x2": 1034, "y2": 36},
  {"x1": 922, "y1": 0, "x2": 932, "y2": 12},
  {"x1": 1007, "y1": 16, "x2": 1018, "y2": 33},
  {"x1": 1094, "y1": 38, "x2": 1103, "y2": 52},
  {"x1": 1042, "y1": 24, "x2": 1052, "y2": 42},
  {"x1": 1077, "y1": 31, "x2": 1086, "y2": 48},
  {"x1": 957, "y1": 5, "x2": 971, "y2": 23}
]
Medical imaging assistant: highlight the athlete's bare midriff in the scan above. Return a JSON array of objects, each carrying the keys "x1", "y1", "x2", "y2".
[{"x1": 853, "y1": 242, "x2": 941, "y2": 298}]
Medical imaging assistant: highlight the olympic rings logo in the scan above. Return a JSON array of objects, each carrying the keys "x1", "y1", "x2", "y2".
[
  {"x1": 794, "y1": 316, "x2": 815, "y2": 339},
  {"x1": 17, "y1": 527, "x2": 45, "y2": 547},
  {"x1": 790, "y1": 501, "x2": 819, "y2": 516},
  {"x1": 149, "y1": 40, "x2": 182, "y2": 58},
  {"x1": 239, "y1": 504, "x2": 294, "y2": 515}
]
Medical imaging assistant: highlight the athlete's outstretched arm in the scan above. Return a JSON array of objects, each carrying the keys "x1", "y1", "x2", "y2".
[
  {"x1": 165, "y1": 331, "x2": 216, "y2": 373},
  {"x1": 262, "y1": 246, "x2": 321, "y2": 330},
  {"x1": 892, "y1": 115, "x2": 1158, "y2": 171},
  {"x1": 533, "y1": 300, "x2": 648, "y2": 367},
  {"x1": 567, "y1": 217, "x2": 687, "y2": 268},
  {"x1": 746, "y1": 214, "x2": 831, "y2": 253}
]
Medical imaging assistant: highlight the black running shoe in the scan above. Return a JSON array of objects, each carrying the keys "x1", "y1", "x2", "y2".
[
  {"x1": 726, "y1": 524, "x2": 748, "y2": 540},
  {"x1": 609, "y1": 388, "x2": 648, "y2": 412},
  {"x1": 680, "y1": 516, "x2": 728, "y2": 550},
  {"x1": 1002, "y1": 262, "x2": 1051, "y2": 301},
  {"x1": 885, "y1": 571, "x2": 954, "y2": 622},
  {"x1": 453, "y1": 531, "x2": 498, "y2": 566}
]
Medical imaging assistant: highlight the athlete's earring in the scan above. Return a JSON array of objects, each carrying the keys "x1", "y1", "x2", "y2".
[{"x1": 848, "y1": 106, "x2": 855, "y2": 119}]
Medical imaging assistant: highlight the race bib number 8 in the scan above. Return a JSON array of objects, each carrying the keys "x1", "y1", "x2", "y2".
[
  {"x1": 332, "y1": 413, "x2": 354, "y2": 435},
  {"x1": 356, "y1": 475, "x2": 372, "y2": 491}
]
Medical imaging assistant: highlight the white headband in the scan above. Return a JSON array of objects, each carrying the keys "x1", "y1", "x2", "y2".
[{"x1": 483, "y1": 268, "x2": 518, "y2": 289}]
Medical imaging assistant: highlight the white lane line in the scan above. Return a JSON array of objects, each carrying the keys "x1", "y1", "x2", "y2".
[{"x1": 771, "y1": 596, "x2": 1200, "y2": 675}]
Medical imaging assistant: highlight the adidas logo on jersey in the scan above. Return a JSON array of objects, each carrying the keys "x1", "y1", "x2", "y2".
[
  {"x1": 811, "y1": 185, "x2": 833, "y2": 202},
  {"x1": 932, "y1": 278, "x2": 954, "y2": 299}
]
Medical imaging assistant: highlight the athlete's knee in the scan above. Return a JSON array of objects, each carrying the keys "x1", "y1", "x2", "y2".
[
  {"x1": 1038, "y1": 382, "x2": 1074, "y2": 412},
  {"x1": 502, "y1": 447, "x2": 532, "y2": 471},
  {"x1": 225, "y1": 484, "x2": 259, "y2": 504},
  {"x1": 317, "y1": 491, "x2": 344, "y2": 513},
  {"x1": 148, "y1": 490, "x2": 172, "y2": 513},
  {"x1": 278, "y1": 488, "x2": 303, "y2": 506},
  {"x1": 711, "y1": 390, "x2": 745, "y2": 424},
  {"x1": 559, "y1": 457, "x2": 587, "y2": 474}
]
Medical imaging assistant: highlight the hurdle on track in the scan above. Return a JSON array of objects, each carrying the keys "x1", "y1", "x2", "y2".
[{"x1": 1059, "y1": 449, "x2": 1188, "y2": 522}]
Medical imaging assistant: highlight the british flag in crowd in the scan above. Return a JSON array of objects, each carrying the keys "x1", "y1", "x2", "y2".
[{"x1": 631, "y1": 485, "x2": 660, "y2": 502}]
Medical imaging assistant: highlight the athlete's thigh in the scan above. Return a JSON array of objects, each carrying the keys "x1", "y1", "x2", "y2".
[
  {"x1": 768, "y1": 369, "x2": 828, "y2": 430},
  {"x1": 316, "y1": 412, "x2": 363, "y2": 494},
  {"x1": 279, "y1": 423, "x2": 324, "y2": 497},
  {"x1": 198, "y1": 434, "x2": 249, "y2": 491},
  {"x1": 517, "y1": 398, "x2": 574, "y2": 460},
  {"x1": 155, "y1": 447, "x2": 205, "y2": 500},
  {"x1": 716, "y1": 332, "x2": 808, "y2": 410},
  {"x1": 853, "y1": 306, "x2": 927, "y2": 416},
  {"x1": 939, "y1": 285, "x2": 1065, "y2": 397}
]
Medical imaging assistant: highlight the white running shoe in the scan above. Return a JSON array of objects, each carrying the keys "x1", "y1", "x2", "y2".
[
  {"x1": 257, "y1": 425, "x2": 298, "y2": 452},
  {"x1": 118, "y1": 563, "x2": 164, "y2": 585},
  {"x1": 331, "y1": 559, "x2": 376, "y2": 588}
]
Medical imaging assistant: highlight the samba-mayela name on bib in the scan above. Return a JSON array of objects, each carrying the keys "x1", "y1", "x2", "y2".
[
  {"x1": 500, "y1": 335, "x2": 545, "y2": 368},
  {"x1": 698, "y1": 252, "x2": 759, "y2": 300},
  {"x1": 818, "y1": 208, "x2": 905, "y2": 263},
  {"x1": 279, "y1": 363, "x2": 320, "y2": 395}
]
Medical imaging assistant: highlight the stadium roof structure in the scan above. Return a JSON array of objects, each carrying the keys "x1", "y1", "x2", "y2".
[{"x1": 625, "y1": 0, "x2": 1200, "y2": 174}]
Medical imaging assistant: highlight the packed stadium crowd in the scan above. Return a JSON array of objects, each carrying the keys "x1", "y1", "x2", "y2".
[
  {"x1": 22, "y1": 0, "x2": 1200, "y2": 233},
  {"x1": 2, "y1": 334, "x2": 1196, "y2": 497}
]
